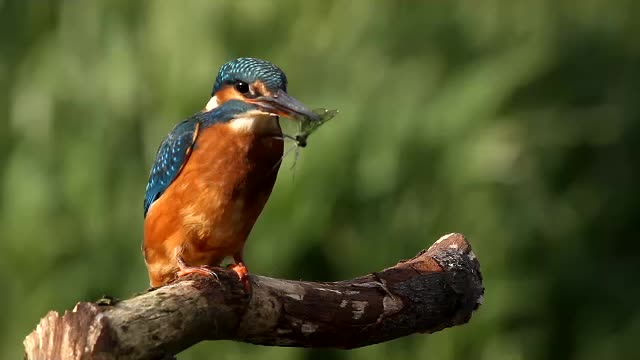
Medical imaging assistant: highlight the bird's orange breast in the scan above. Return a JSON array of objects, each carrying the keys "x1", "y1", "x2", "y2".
[{"x1": 143, "y1": 122, "x2": 283, "y2": 286}]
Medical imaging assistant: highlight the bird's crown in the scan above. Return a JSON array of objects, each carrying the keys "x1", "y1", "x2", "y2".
[{"x1": 212, "y1": 57, "x2": 288, "y2": 95}]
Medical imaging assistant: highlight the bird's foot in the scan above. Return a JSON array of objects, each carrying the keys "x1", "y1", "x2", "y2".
[
  {"x1": 177, "y1": 257, "x2": 219, "y2": 282},
  {"x1": 176, "y1": 266, "x2": 220, "y2": 281},
  {"x1": 227, "y1": 262, "x2": 250, "y2": 291}
]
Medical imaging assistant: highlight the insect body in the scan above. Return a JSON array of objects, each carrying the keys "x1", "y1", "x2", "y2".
[
  {"x1": 294, "y1": 108, "x2": 339, "y2": 147},
  {"x1": 278, "y1": 108, "x2": 338, "y2": 172}
]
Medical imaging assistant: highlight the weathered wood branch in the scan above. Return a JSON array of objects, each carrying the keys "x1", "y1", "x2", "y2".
[{"x1": 24, "y1": 233, "x2": 483, "y2": 360}]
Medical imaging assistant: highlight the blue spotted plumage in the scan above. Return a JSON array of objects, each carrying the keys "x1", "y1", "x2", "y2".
[
  {"x1": 143, "y1": 100, "x2": 261, "y2": 217},
  {"x1": 143, "y1": 119, "x2": 198, "y2": 217},
  {"x1": 213, "y1": 57, "x2": 288, "y2": 95}
]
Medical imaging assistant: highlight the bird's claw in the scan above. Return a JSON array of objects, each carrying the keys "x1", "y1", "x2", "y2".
[
  {"x1": 176, "y1": 266, "x2": 220, "y2": 281},
  {"x1": 177, "y1": 256, "x2": 220, "y2": 282},
  {"x1": 228, "y1": 263, "x2": 251, "y2": 292}
]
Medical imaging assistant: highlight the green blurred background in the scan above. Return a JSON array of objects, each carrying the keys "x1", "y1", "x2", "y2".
[{"x1": 2, "y1": 1, "x2": 639, "y2": 359}]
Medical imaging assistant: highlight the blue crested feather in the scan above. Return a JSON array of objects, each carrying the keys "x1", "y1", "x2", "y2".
[
  {"x1": 143, "y1": 100, "x2": 260, "y2": 217},
  {"x1": 212, "y1": 57, "x2": 288, "y2": 95}
]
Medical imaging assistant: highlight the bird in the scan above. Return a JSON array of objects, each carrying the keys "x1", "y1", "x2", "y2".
[{"x1": 143, "y1": 57, "x2": 318, "y2": 288}]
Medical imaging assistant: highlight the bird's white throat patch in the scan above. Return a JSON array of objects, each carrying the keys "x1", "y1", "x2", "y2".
[
  {"x1": 229, "y1": 111, "x2": 279, "y2": 133},
  {"x1": 204, "y1": 96, "x2": 219, "y2": 111}
]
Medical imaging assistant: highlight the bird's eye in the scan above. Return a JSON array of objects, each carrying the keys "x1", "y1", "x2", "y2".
[{"x1": 235, "y1": 81, "x2": 250, "y2": 94}]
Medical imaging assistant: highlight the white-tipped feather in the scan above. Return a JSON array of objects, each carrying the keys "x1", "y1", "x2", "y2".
[{"x1": 204, "y1": 96, "x2": 219, "y2": 111}]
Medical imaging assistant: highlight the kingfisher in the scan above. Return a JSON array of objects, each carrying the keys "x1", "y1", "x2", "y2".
[{"x1": 143, "y1": 58, "x2": 318, "y2": 288}]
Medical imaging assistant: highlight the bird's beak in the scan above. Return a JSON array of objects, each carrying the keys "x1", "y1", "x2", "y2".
[{"x1": 249, "y1": 89, "x2": 319, "y2": 121}]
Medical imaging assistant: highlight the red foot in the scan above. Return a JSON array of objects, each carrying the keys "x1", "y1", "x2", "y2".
[
  {"x1": 228, "y1": 262, "x2": 250, "y2": 291},
  {"x1": 176, "y1": 257, "x2": 219, "y2": 281}
]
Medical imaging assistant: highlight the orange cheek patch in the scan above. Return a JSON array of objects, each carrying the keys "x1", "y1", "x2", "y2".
[
  {"x1": 215, "y1": 86, "x2": 245, "y2": 104},
  {"x1": 252, "y1": 81, "x2": 270, "y2": 97}
]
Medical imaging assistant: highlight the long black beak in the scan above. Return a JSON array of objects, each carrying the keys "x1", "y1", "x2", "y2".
[{"x1": 249, "y1": 89, "x2": 319, "y2": 121}]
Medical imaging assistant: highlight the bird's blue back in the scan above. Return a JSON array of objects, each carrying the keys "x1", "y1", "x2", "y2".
[{"x1": 143, "y1": 100, "x2": 259, "y2": 217}]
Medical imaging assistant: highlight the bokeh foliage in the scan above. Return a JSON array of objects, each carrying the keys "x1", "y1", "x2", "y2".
[{"x1": 2, "y1": 1, "x2": 639, "y2": 359}]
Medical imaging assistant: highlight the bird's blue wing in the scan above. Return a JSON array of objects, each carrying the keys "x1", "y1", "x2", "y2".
[{"x1": 144, "y1": 119, "x2": 200, "y2": 217}]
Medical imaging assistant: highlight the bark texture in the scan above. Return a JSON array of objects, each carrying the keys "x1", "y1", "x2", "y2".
[{"x1": 24, "y1": 232, "x2": 484, "y2": 360}]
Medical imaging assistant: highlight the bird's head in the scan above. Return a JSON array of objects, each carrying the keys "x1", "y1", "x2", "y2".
[{"x1": 204, "y1": 57, "x2": 318, "y2": 122}]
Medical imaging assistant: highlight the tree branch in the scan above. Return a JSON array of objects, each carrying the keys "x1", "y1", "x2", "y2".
[{"x1": 24, "y1": 233, "x2": 484, "y2": 360}]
